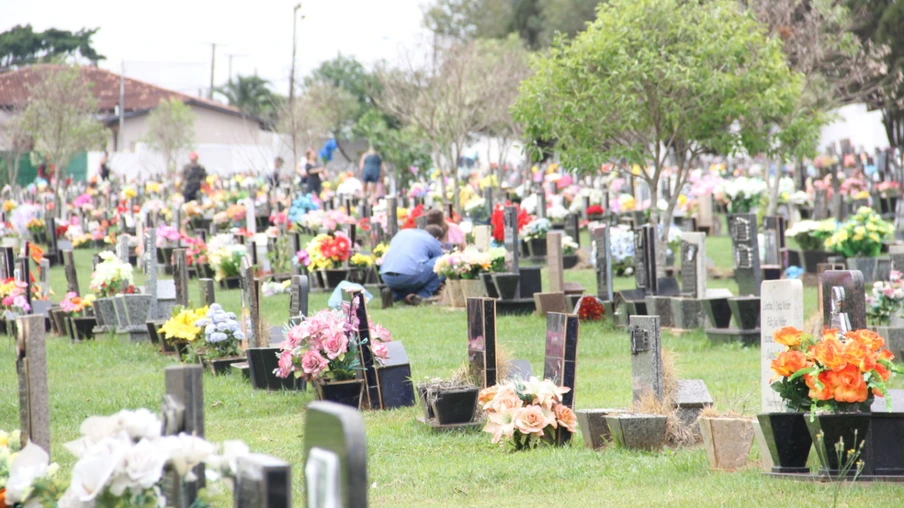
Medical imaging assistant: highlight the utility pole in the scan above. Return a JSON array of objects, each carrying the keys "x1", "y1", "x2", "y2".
[
  {"x1": 208, "y1": 43, "x2": 218, "y2": 99},
  {"x1": 118, "y1": 60, "x2": 125, "y2": 152},
  {"x1": 289, "y1": 3, "x2": 303, "y2": 194},
  {"x1": 226, "y1": 53, "x2": 248, "y2": 85}
]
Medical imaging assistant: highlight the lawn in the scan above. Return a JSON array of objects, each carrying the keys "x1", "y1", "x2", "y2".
[{"x1": 0, "y1": 235, "x2": 895, "y2": 507}]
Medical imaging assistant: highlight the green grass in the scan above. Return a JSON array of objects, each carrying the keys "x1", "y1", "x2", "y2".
[{"x1": 0, "y1": 238, "x2": 895, "y2": 507}]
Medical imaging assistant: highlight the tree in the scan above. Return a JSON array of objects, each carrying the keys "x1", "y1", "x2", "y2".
[
  {"x1": 377, "y1": 38, "x2": 525, "y2": 210},
  {"x1": 143, "y1": 98, "x2": 196, "y2": 178},
  {"x1": 0, "y1": 106, "x2": 30, "y2": 187},
  {"x1": 305, "y1": 54, "x2": 380, "y2": 115},
  {"x1": 216, "y1": 75, "x2": 283, "y2": 124},
  {"x1": 0, "y1": 25, "x2": 104, "y2": 70},
  {"x1": 481, "y1": 36, "x2": 531, "y2": 186},
  {"x1": 422, "y1": 0, "x2": 601, "y2": 48},
  {"x1": 513, "y1": 0, "x2": 802, "y2": 272},
  {"x1": 20, "y1": 66, "x2": 106, "y2": 190},
  {"x1": 846, "y1": 0, "x2": 904, "y2": 147}
]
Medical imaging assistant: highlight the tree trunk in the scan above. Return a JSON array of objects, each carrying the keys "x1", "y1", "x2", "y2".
[
  {"x1": 646, "y1": 173, "x2": 667, "y2": 280},
  {"x1": 434, "y1": 148, "x2": 447, "y2": 209},
  {"x1": 452, "y1": 145, "x2": 462, "y2": 214}
]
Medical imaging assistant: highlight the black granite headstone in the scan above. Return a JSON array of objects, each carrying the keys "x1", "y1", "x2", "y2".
[
  {"x1": 375, "y1": 341, "x2": 415, "y2": 409},
  {"x1": 467, "y1": 297, "x2": 497, "y2": 388},
  {"x1": 543, "y1": 312, "x2": 579, "y2": 409}
]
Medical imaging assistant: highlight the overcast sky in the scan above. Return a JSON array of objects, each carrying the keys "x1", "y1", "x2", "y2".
[{"x1": 4, "y1": 0, "x2": 429, "y2": 98}]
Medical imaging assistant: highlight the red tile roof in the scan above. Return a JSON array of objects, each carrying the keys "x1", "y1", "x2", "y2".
[{"x1": 0, "y1": 64, "x2": 244, "y2": 117}]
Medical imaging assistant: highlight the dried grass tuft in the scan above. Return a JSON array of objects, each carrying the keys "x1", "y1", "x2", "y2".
[
  {"x1": 631, "y1": 349, "x2": 697, "y2": 447},
  {"x1": 805, "y1": 310, "x2": 823, "y2": 338}
]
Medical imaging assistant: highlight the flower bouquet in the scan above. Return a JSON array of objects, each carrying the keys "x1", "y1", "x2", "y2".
[
  {"x1": 60, "y1": 291, "x2": 96, "y2": 340},
  {"x1": 274, "y1": 304, "x2": 391, "y2": 408},
  {"x1": 26, "y1": 218, "x2": 45, "y2": 241},
  {"x1": 825, "y1": 207, "x2": 893, "y2": 258},
  {"x1": 191, "y1": 303, "x2": 245, "y2": 372},
  {"x1": 718, "y1": 176, "x2": 767, "y2": 213},
  {"x1": 784, "y1": 219, "x2": 837, "y2": 252},
  {"x1": 89, "y1": 252, "x2": 136, "y2": 298},
  {"x1": 586, "y1": 204, "x2": 605, "y2": 218},
  {"x1": 304, "y1": 234, "x2": 351, "y2": 270},
  {"x1": 479, "y1": 377, "x2": 577, "y2": 450},
  {"x1": 208, "y1": 244, "x2": 247, "y2": 283},
  {"x1": 522, "y1": 218, "x2": 550, "y2": 242},
  {"x1": 0, "y1": 430, "x2": 65, "y2": 506},
  {"x1": 490, "y1": 203, "x2": 531, "y2": 243},
  {"x1": 867, "y1": 271, "x2": 904, "y2": 327},
  {"x1": 464, "y1": 197, "x2": 489, "y2": 223},
  {"x1": 159, "y1": 306, "x2": 208, "y2": 357},
  {"x1": 372, "y1": 243, "x2": 389, "y2": 267},
  {"x1": 575, "y1": 296, "x2": 605, "y2": 320}
]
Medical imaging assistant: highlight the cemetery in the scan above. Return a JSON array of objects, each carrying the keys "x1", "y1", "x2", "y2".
[{"x1": 5, "y1": 0, "x2": 904, "y2": 506}]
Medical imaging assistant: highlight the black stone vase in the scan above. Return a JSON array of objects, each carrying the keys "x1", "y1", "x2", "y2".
[
  {"x1": 492, "y1": 273, "x2": 521, "y2": 301},
  {"x1": 757, "y1": 412, "x2": 812, "y2": 474},
  {"x1": 806, "y1": 412, "x2": 871, "y2": 475},
  {"x1": 315, "y1": 379, "x2": 365, "y2": 409},
  {"x1": 527, "y1": 237, "x2": 548, "y2": 257},
  {"x1": 429, "y1": 387, "x2": 479, "y2": 425},
  {"x1": 481, "y1": 273, "x2": 499, "y2": 299},
  {"x1": 71, "y1": 316, "x2": 97, "y2": 341}
]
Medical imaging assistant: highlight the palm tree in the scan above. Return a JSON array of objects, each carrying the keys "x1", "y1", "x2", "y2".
[{"x1": 216, "y1": 75, "x2": 282, "y2": 123}]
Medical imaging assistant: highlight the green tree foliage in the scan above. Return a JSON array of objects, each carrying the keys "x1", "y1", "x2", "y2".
[
  {"x1": 423, "y1": 0, "x2": 601, "y2": 48},
  {"x1": 0, "y1": 24, "x2": 104, "y2": 69},
  {"x1": 305, "y1": 54, "x2": 380, "y2": 120},
  {"x1": 846, "y1": 0, "x2": 904, "y2": 147},
  {"x1": 20, "y1": 66, "x2": 106, "y2": 189},
  {"x1": 216, "y1": 75, "x2": 283, "y2": 124},
  {"x1": 513, "y1": 0, "x2": 802, "y2": 266},
  {"x1": 143, "y1": 98, "x2": 196, "y2": 178}
]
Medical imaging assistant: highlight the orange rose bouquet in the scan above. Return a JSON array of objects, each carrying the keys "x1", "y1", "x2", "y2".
[
  {"x1": 770, "y1": 326, "x2": 902, "y2": 413},
  {"x1": 479, "y1": 377, "x2": 577, "y2": 450}
]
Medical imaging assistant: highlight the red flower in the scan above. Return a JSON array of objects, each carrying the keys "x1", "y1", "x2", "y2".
[
  {"x1": 586, "y1": 205, "x2": 605, "y2": 216},
  {"x1": 402, "y1": 204, "x2": 425, "y2": 230},
  {"x1": 577, "y1": 297, "x2": 605, "y2": 320},
  {"x1": 490, "y1": 203, "x2": 532, "y2": 243},
  {"x1": 55, "y1": 224, "x2": 69, "y2": 239}
]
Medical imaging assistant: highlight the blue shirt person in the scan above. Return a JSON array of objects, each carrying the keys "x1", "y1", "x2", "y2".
[{"x1": 380, "y1": 226, "x2": 445, "y2": 304}]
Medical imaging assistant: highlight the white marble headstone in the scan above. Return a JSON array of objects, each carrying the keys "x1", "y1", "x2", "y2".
[{"x1": 760, "y1": 279, "x2": 803, "y2": 412}]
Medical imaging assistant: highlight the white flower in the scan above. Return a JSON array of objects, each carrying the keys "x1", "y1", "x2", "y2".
[
  {"x1": 162, "y1": 434, "x2": 216, "y2": 480},
  {"x1": 547, "y1": 204, "x2": 569, "y2": 221},
  {"x1": 206, "y1": 440, "x2": 250, "y2": 477},
  {"x1": 68, "y1": 434, "x2": 131, "y2": 502},
  {"x1": 5, "y1": 441, "x2": 50, "y2": 504},
  {"x1": 520, "y1": 194, "x2": 538, "y2": 214},
  {"x1": 464, "y1": 197, "x2": 486, "y2": 212},
  {"x1": 116, "y1": 408, "x2": 162, "y2": 441},
  {"x1": 108, "y1": 438, "x2": 170, "y2": 496}
]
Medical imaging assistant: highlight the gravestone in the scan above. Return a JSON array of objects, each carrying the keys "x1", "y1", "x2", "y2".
[
  {"x1": 415, "y1": 215, "x2": 427, "y2": 229},
  {"x1": 813, "y1": 189, "x2": 828, "y2": 220},
  {"x1": 352, "y1": 291, "x2": 381, "y2": 409},
  {"x1": 503, "y1": 205, "x2": 520, "y2": 273},
  {"x1": 234, "y1": 454, "x2": 291, "y2": 508},
  {"x1": 303, "y1": 401, "x2": 367, "y2": 508},
  {"x1": 896, "y1": 200, "x2": 904, "y2": 241},
  {"x1": 16, "y1": 315, "x2": 50, "y2": 454},
  {"x1": 629, "y1": 315, "x2": 662, "y2": 403},
  {"x1": 376, "y1": 341, "x2": 416, "y2": 409},
  {"x1": 697, "y1": 195, "x2": 713, "y2": 233},
  {"x1": 245, "y1": 197, "x2": 257, "y2": 235},
  {"x1": 634, "y1": 225, "x2": 657, "y2": 295},
  {"x1": 37, "y1": 258, "x2": 50, "y2": 299},
  {"x1": 890, "y1": 245, "x2": 904, "y2": 272},
  {"x1": 547, "y1": 231, "x2": 564, "y2": 293},
  {"x1": 536, "y1": 190, "x2": 546, "y2": 219},
  {"x1": 239, "y1": 256, "x2": 257, "y2": 347},
  {"x1": 173, "y1": 248, "x2": 189, "y2": 308},
  {"x1": 592, "y1": 225, "x2": 613, "y2": 302},
  {"x1": 467, "y1": 297, "x2": 497, "y2": 388},
  {"x1": 816, "y1": 262, "x2": 847, "y2": 317},
  {"x1": 371, "y1": 223, "x2": 385, "y2": 248},
  {"x1": 199, "y1": 278, "x2": 216, "y2": 307},
  {"x1": 566, "y1": 213, "x2": 580, "y2": 248},
  {"x1": 483, "y1": 187, "x2": 494, "y2": 214},
  {"x1": 763, "y1": 216, "x2": 787, "y2": 269},
  {"x1": 0, "y1": 246, "x2": 12, "y2": 279},
  {"x1": 62, "y1": 250, "x2": 79, "y2": 295},
  {"x1": 728, "y1": 213, "x2": 761, "y2": 296},
  {"x1": 386, "y1": 197, "x2": 398, "y2": 240},
  {"x1": 290, "y1": 232, "x2": 303, "y2": 275},
  {"x1": 679, "y1": 232, "x2": 706, "y2": 298},
  {"x1": 117, "y1": 235, "x2": 130, "y2": 264},
  {"x1": 820, "y1": 270, "x2": 866, "y2": 332},
  {"x1": 543, "y1": 312, "x2": 579, "y2": 409},
  {"x1": 760, "y1": 280, "x2": 803, "y2": 413},
  {"x1": 16, "y1": 255, "x2": 31, "y2": 308},
  {"x1": 289, "y1": 274, "x2": 309, "y2": 317},
  {"x1": 161, "y1": 365, "x2": 205, "y2": 507}
]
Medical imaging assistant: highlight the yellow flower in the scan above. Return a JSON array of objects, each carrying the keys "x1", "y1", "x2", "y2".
[
  {"x1": 145, "y1": 182, "x2": 162, "y2": 194},
  {"x1": 160, "y1": 306, "x2": 208, "y2": 342},
  {"x1": 632, "y1": 164, "x2": 641, "y2": 175},
  {"x1": 123, "y1": 187, "x2": 137, "y2": 199},
  {"x1": 3, "y1": 200, "x2": 16, "y2": 212}
]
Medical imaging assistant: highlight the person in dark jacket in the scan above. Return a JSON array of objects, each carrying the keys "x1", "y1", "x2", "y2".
[{"x1": 181, "y1": 152, "x2": 207, "y2": 202}]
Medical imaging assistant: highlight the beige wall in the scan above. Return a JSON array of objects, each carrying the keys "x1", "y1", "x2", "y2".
[{"x1": 112, "y1": 103, "x2": 264, "y2": 152}]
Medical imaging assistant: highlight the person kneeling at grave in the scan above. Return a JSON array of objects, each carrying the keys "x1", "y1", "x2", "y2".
[{"x1": 380, "y1": 224, "x2": 445, "y2": 305}]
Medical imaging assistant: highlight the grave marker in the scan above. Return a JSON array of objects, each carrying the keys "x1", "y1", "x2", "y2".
[
  {"x1": 16, "y1": 255, "x2": 31, "y2": 308},
  {"x1": 386, "y1": 197, "x2": 398, "y2": 240},
  {"x1": 240, "y1": 256, "x2": 257, "y2": 347},
  {"x1": 199, "y1": 278, "x2": 216, "y2": 307},
  {"x1": 16, "y1": 315, "x2": 50, "y2": 453},
  {"x1": 117, "y1": 234, "x2": 130, "y2": 264},
  {"x1": 289, "y1": 274, "x2": 309, "y2": 317},
  {"x1": 376, "y1": 341, "x2": 415, "y2": 409},
  {"x1": 820, "y1": 270, "x2": 866, "y2": 332},
  {"x1": 234, "y1": 454, "x2": 292, "y2": 508},
  {"x1": 592, "y1": 226, "x2": 613, "y2": 302},
  {"x1": 629, "y1": 315, "x2": 662, "y2": 403},
  {"x1": 536, "y1": 190, "x2": 546, "y2": 219},
  {"x1": 161, "y1": 365, "x2": 205, "y2": 507},
  {"x1": 503, "y1": 205, "x2": 520, "y2": 272},
  {"x1": 473, "y1": 225, "x2": 491, "y2": 251},
  {"x1": 62, "y1": 250, "x2": 79, "y2": 295},
  {"x1": 890, "y1": 245, "x2": 904, "y2": 272},
  {"x1": 634, "y1": 225, "x2": 657, "y2": 295},
  {"x1": 483, "y1": 187, "x2": 494, "y2": 214},
  {"x1": 352, "y1": 291, "x2": 381, "y2": 409},
  {"x1": 697, "y1": 195, "x2": 713, "y2": 232},
  {"x1": 566, "y1": 213, "x2": 580, "y2": 248},
  {"x1": 303, "y1": 401, "x2": 367, "y2": 508},
  {"x1": 680, "y1": 232, "x2": 706, "y2": 298},
  {"x1": 173, "y1": 248, "x2": 189, "y2": 308},
  {"x1": 547, "y1": 231, "x2": 564, "y2": 293},
  {"x1": 543, "y1": 312, "x2": 579, "y2": 409},
  {"x1": 728, "y1": 213, "x2": 761, "y2": 296},
  {"x1": 467, "y1": 297, "x2": 497, "y2": 388},
  {"x1": 760, "y1": 280, "x2": 803, "y2": 412}
]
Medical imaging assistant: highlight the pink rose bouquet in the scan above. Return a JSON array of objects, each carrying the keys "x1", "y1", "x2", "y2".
[
  {"x1": 274, "y1": 303, "x2": 392, "y2": 382},
  {"x1": 479, "y1": 377, "x2": 577, "y2": 450}
]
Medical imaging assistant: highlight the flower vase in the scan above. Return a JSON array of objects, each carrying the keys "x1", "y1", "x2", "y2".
[
  {"x1": 806, "y1": 412, "x2": 871, "y2": 475},
  {"x1": 527, "y1": 237, "x2": 547, "y2": 257},
  {"x1": 321, "y1": 269, "x2": 349, "y2": 290},
  {"x1": 492, "y1": 273, "x2": 521, "y2": 301},
  {"x1": 204, "y1": 356, "x2": 245, "y2": 375},
  {"x1": 563, "y1": 255, "x2": 578, "y2": 269},
  {"x1": 481, "y1": 273, "x2": 499, "y2": 299},
  {"x1": 757, "y1": 412, "x2": 812, "y2": 474},
  {"x1": 847, "y1": 257, "x2": 880, "y2": 283},
  {"x1": 699, "y1": 417, "x2": 755, "y2": 471},
  {"x1": 460, "y1": 278, "x2": 487, "y2": 300},
  {"x1": 70, "y1": 316, "x2": 97, "y2": 341},
  {"x1": 315, "y1": 378, "x2": 365, "y2": 409},
  {"x1": 220, "y1": 276, "x2": 241, "y2": 290},
  {"x1": 429, "y1": 387, "x2": 478, "y2": 425},
  {"x1": 94, "y1": 298, "x2": 117, "y2": 332},
  {"x1": 446, "y1": 279, "x2": 464, "y2": 308}
]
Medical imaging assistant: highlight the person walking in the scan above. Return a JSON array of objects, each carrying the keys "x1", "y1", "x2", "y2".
[
  {"x1": 98, "y1": 152, "x2": 111, "y2": 181},
  {"x1": 269, "y1": 156, "x2": 284, "y2": 188},
  {"x1": 359, "y1": 147, "x2": 385, "y2": 204},
  {"x1": 303, "y1": 148, "x2": 324, "y2": 196},
  {"x1": 181, "y1": 152, "x2": 207, "y2": 202}
]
